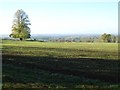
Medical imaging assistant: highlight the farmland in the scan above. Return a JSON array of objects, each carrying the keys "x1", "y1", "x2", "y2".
[{"x1": 2, "y1": 40, "x2": 119, "y2": 88}]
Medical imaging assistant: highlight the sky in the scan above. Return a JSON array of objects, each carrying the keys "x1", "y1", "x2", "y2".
[{"x1": 0, "y1": 0, "x2": 118, "y2": 35}]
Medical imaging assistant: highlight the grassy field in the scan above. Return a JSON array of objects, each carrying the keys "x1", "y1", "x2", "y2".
[{"x1": 2, "y1": 40, "x2": 119, "y2": 88}]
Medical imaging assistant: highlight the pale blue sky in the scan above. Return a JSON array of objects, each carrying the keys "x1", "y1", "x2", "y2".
[{"x1": 0, "y1": 0, "x2": 118, "y2": 34}]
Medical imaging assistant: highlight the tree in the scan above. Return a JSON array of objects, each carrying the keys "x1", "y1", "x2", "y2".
[
  {"x1": 10, "y1": 9, "x2": 31, "y2": 40},
  {"x1": 111, "y1": 35, "x2": 117, "y2": 43},
  {"x1": 106, "y1": 34, "x2": 112, "y2": 42},
  {"x1": 101, "y1": 33, "x2": 112, "y2": 42}
]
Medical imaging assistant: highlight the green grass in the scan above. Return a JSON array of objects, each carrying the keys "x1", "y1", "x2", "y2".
[
  {"x1": 2, "y1": 40, "x2": 119, "y2": 88},
  {"x1": 2, "y1": 40, "x2": 118, "y2": 59}
]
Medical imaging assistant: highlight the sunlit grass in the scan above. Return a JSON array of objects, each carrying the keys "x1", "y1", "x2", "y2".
[{"x1": 2, "y1": 40, "x2": 118, "y2": 59}]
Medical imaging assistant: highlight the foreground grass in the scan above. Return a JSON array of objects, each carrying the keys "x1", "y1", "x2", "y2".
[{"x1": 2, "y1": 40, "x2": 119, "y2": 88}]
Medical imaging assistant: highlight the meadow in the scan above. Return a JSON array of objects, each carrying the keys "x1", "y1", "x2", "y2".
[{"x1": 2, "y1": 40, "x2": 119, "y2": 89}]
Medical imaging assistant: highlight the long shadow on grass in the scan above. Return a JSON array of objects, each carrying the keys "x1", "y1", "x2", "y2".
[{"x1": 2, "y1": 54, "x2": 119, "y2": 84}]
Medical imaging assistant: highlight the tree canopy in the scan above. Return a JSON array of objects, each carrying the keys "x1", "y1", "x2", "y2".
[
  {"x1": 10, "y1": 9, "x2": 31, "y2": 40},
  {"x1": 100, "y1": 33, "x2": 117, "y2": 43}
]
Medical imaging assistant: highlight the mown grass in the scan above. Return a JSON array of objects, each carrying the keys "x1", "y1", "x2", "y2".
[
  {"x1": 2, "y1": 40, "x2": 118, "y2": 59},
  {"x1": 2, "y1": 40, "x2": 119, "y2": 89}
]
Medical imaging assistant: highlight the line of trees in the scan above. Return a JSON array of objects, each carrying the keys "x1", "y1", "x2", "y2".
[{"x1": 47, "y1": 34, "x2": 118, "y2": 43}]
